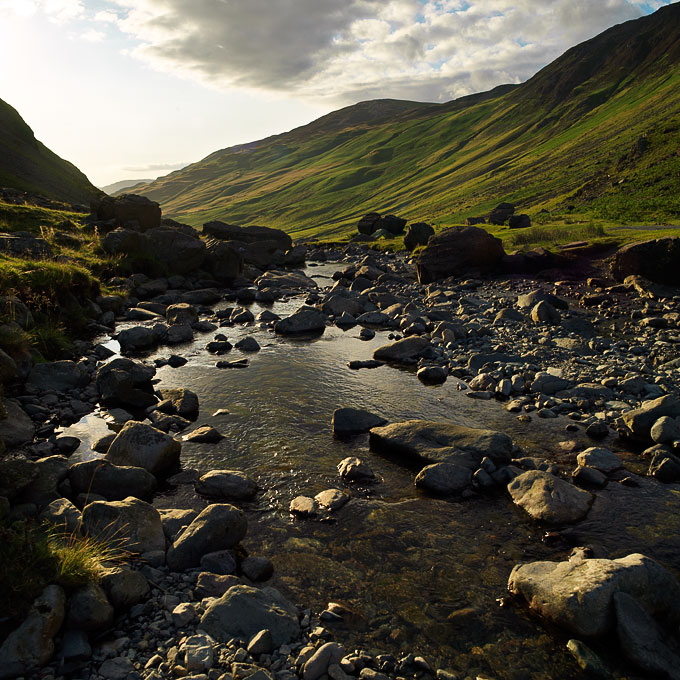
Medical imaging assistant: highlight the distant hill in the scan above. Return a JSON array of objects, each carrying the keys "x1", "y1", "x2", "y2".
[
  {"x1": 131, "y1": 4, "x2": 680, "y2": 238},
  {"x1": 100, "y1": 179, "x2": 154, "y2": 195},
  {"x1": 0, "y1": 97, "x2": 102, "y2": 206}
]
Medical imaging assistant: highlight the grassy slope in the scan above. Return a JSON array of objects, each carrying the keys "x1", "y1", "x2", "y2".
[
  {"x1": 0, "y1": 98, "x2": 102, "y2": 206},
  {"x1": 133, "y1": 6, "x2": 680, "y2": 238}
]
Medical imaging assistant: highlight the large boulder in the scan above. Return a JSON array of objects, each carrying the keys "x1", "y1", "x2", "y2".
[
  {"x1": 0, "y1": 585, "x2": 65, "y2": 678},
  {"x1": 256, "y1": 270, "x2": 318, "y2": 290},
  {"x1": 101, "y1": 228, "x2": 148, "y2": 256},
  {"x1": 146, "y1": 227, "x2": 206, "y2": 275},
  {"x1": 68, "y1": 459, "x2": 156, "y2": 500},
  {"x1": 507, "y1": 470, "x2": 593, "y2": 524},
  {"x1": 106, "y1": 421, "x2": 181, "y2": 476},
  {"x1": 357, "y1": 213, "x2": 383, "y2": 235},
  {"x1": 200, "y1": 585, "x2": 300, "y2": 647},
  {"x1": 373, "y1": 337, "x2": 429, "y2": 363},
  {"x1": 0, "y1": 399, "x2": 35, "y2": 447},
  {"x1": 274, "y1": 306, "x2": 326, "y2": 335},
  {"x1": 27, "y1": 360, "x2": 87, "y2": 391},
  {"x1": 195, "y1": 470, "x2": 258, "y2": 501},
  {"x1": 332, "y1": 407, "x2": 387, "y2": 436},
  {"x1": 382, "y1": 214, "x2": 407, "y2": 235},
  {"x1": 611, "y1": 237, "x2": 680, "y2": 286},
  {"x1": 508, "y1": 553, "x2": 680, "y2": 637},
  {"x1": 166, "y1": 503, "x2": 247, "y2": 571},
  {"x1": 203, "y1": 221, "x2": 292, "y2": 251},
  {"x1": 81, "y1": 497, "x2": 165, "y2": 553},
  {"x1": 403, "y1": 222, "x2": 434, "y2": 250},
  {"x1": 157, "y1": 388, "x2": 199, "y2": 420},
  {"x1": 415, "y1": 226, "x2": 505, "y2": 283},
  {"x1": 95, "y1": 358, "x2": 157, "y2": 409},
  {"x1": 0, "y1": 232, "x2": 53, "y2": 258},
  {"x1": 617, "y1": 395, "x2": 680, "y2": 444},
  {"x1": 369, "y1": 420, "x2": 513, "y2": 467},
  {"x1": 96, "y1": 194, "x2": 161, "y2": 231},
  {"x1": 204, "y1": 239, "x2": 243, "y2": 281}
]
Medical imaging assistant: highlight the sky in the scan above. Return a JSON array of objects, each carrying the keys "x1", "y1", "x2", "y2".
[{"x1": 0, "y1": 0, "x2": 676, "y2": 187}]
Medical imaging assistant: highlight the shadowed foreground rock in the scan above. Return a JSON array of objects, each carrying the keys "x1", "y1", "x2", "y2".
[{"x1": 611, "y1": 236, "x2": 680, "y2": 285}]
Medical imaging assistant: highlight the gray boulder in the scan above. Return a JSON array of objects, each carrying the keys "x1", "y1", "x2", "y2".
[
  {"x1": 68, "y1": 459, "x2": 156, "y2": 500},
  {"x1": 66, "y1": 583, "x2": 114, "y2": 631},
  {"x1": 146, "y1": 226, "x2": 206, "y2": 275},
  {"x1": 195, "y1": 470, "x2": 258, "y2": 501},
  {"x1": 200, "y1": 585, "x2": 300, "y2": 647},
  {"x1": 96, "y1": 358, "x2": 157, "y2": 409},
  {"x1": 166, "y1": 503, "x2": 247, "y2": 571},
  {"x1": 576, "y1": 447, "x2": 622, "y2": 474},
  {"x1": 373, "y1": 337, "x2": 429, "y2": 363},
  {"x1": 507, "y1": 470, "x2": 593, "y2": 524},
  {"x1": 100, "y1": 566, "x2": 150, "y2": 610},
  {"x1": 337, "y1": 457, "x2": 375, "y2": 482},
  {"x1": 508, "y1": 552, "x2": 680, "y2": 637},
  {"x1": 332, "y1": 407, "x2": 387, "y2": 436},
  {"x1": 618, "y1": 395, "x2": 680, "y2": 443},
  {"x1": 275, "y1": 306, "x2": 326, "y2": 335},
  {"x1": 415, "y1": 462, "x2": 472, "y2": 495},
  {"x1": 106, "y1": 421, "x2": 181, "y2": 476}
]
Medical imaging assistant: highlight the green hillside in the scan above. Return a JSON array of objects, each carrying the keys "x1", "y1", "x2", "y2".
[
  {"x1": 134, "y1": 5, "x2": 680, "y2": 238},
  {"x1": 0, "y1": 98, "x2": 102, "y2": 206}
]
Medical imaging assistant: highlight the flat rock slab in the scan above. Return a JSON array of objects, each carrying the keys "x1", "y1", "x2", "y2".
[
  {"x1": 507, "y1": 470, "x2": 593, "y2": 524},
  {"x1": 369, "y1": 420, "x2": 513, "y2": 467},
  {"x1": 332, "y1": 407, "x2": 387, "y2": 436},
  {"x1": 508, "y1": 552, "x2": 680, "y2": 638},
  {"x1": 576, "y1": 447, "x2": 622, "y2": 474},
  {"x1": 373, "y1": 337, "x2": 429, "y2": 363}
]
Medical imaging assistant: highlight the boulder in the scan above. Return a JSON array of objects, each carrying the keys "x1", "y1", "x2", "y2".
[
  {"x1": 256, "y1": 271, "x2": 317, "y2": 290},
  {"x1": 373, "y1": 337, "x2": 429, "y2": 363},
  {"x1": 200, "y1": 585, "x2": 300, "y2": 647},
  {"x1": 166, "y1": 504, "x2": 247, "y2": 571},
  {"x1": 617, "y1": 395, "x2": 680, "y2": 443},
  {"x1": 0, "y1": 585, "x2": 65, "y2": 677},
  {"x1": 332, "y1": 407, "x2": 387, "y2": 436},
  {"x1": 611, "y1": 237, "x2": 680, "y2": 285},
  {"x1": 508, "y1": 552, "x2": 680, "y2": 637},
  {"x1": 415, "y1": 462, "x2": 472, "y2": 494},
  {"x1": 96, "y1": 358, "x2": 157, "y2": 409},
  {"x1": 40, "y1": 498, "x2": 82, "y2": 535},
  {"x1": 96, "y1": 194, "x2": 161, "y2": 231},
  {"x1": 146, "y1": 226, "x2": 206, "y2": 275},
  {"x1": 0, "y1": 347, "x2": 17, "y2": 382},
  {"x1": 117, "y1": 326, "x2": 157, "y2": 353},
  {"x1": 106, "y1": 421, "x2": 181, "y2": 476},
  {"x1": 403, "y1": 222, "x2": 434, "y2": 250},
  {"x1": 27, "y1": 360, "x2": 87, "y2": 391},
  {"x1": 203, "y1": 221, "x2": 292, "y2": 250},
  {"x1": 314, "y1": 489, "x2": 349, "y2": 512},
  {"x1": 0, "y1": 232, "x2": 53, "y2": 258},
  {"x1": 337, "y1": 457, "x2": 375, "y2": 482},
  {"x1": 157, "y1": 388, "x2": 199, "y2": 420},
  {"x1": 68, "y1": 459, "x2": 156, "y2": 500},
  {"x1": 415, "y1": 226, "x2": 505, "y2": 283},
  {"x1": 101, "y1": 228, "x2": 148, "y2": 255},
  {"x1": 166, "y1": 303, "x2": 198, "y2": 325},
  {"x1": 195, "y1": 470, "x2": 258, "y2": 501},
  {"x1": 369, "y1": 420, "x2": 513, "y2": 467},
  {"x1": 0, "y1": 399, "x2": 35, "y2": 447},
  {"x1": 66, "y1": 583, "x2": 114, "y2": 631},
  {"x1": 357, "y1": 212, "x2": 382, "y2": 235},
  {"x1": 382, "y1": 214, "x2": 407, "y2": 235},
  {"x1": 0, "y1": 456, "x2": 38, "y2": 500},
  {"x1": 417, "y1": 365, "x2": 448, "y2": 385},
  {"x1": 274, "y1": 306, "x2": 326, "y2": 335},
  {"x1": 18, "y1": 455, "x2": 68, "y2": 507},
  {"x1": 576, "y1": 447, "x2": 622, "y2": 474},
  {"x1": 81, "y1": 497, "x2": 165, "y2": 554},
  {"x1": 205, "y1": 238, "x2": 244, "y2": 281},
  {"x1": 184, "y1": 425, "x2": 224, "y2": 443},
  {"x1": 507, "y1": 470, "x2": 593, "y2": 524},
  {"x1": 100, "y1": 566, "x2": 150, "y2": 610},
  {"x1": 508, "y1": 214, "x2": 531, "y2": 229}
]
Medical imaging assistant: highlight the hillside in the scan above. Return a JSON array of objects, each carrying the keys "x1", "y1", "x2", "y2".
[
  {"x1": 101, "y1": 178, "x2": 154, "y2": 195},
  {"x1": 133, "y1": 5, "x2": 680, "y2": 238},
  {"x1": 0, "y1": 98, "x2": 102, "y2": 206}
]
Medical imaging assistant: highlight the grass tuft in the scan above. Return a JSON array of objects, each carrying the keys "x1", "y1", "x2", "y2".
[{"x1": 507, "y1": 222, "x2": 607, "y2": 248}]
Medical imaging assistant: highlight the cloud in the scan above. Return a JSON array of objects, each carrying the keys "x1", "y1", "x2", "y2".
[
  {"x1": 122, "y1": 161, "x2": 188, "y2": 173},
  {"x1": 80, "y1": 28, "x2": 105, "y2": 41},
  {"x1": 0, "y1": 0, "x2": 83, "y2": 20}
]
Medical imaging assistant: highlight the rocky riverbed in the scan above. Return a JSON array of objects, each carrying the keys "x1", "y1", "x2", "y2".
[{"x1": 2, "y1": 238, "x2": 680, "y2": 680}]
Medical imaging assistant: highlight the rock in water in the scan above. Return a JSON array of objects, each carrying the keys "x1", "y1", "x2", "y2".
[
  {"x1": 274, "y1": 306, "x2": 326, "y2": 335},
  {"x1": 415, "y1": 226, "x2": 505, "y2": 283},
  {"x1": 617, "y1": 394, "x2": 680, "y2": 443},
  {"x1": 106, "y1": 421, "x2": 181, "y2": 476},
  {"x1": 415, "y1": 462, "x2": 472, "y2": 495},
  {"x1": 508, "y1": 552, "x2": 680, "y2": 637},
  {"x1": 332, "y1": 407, "x2": 387, "y2": 435},
  {"x1": 507, "y1": 470, "x2": 593, "y2": 524},
  {"x1": 200, "y1": 585, "x2": 300, "y2": 647},
  {"x1": 373, "y1": 337, "x2": 429, "y2": 363}
]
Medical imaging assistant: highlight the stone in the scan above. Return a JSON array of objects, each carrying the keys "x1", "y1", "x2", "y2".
[
  {"x1": 337, "y1": 457, "x2": 375, "y2": 482},
  {"x1": 200, "y1": 549, "x2": 237, "y2": 575},
  {"x1": 370, "y1": 420, "x2": 513, "y2": 467},
  {"x1": 19, "y1": 455, "x2": 68, "y2": 506},
  {"x1": 203, "y1": 221, "x2": 292, "y2": 250},
  {"x1": 650, "y1": 415, "x2": 680, "y2": 444},
  {"x1": 100, "y1": 565, "x2": 150, "y2": 609},
  {"x1": 614, "y1": 591, "x2": 680, "y2": 679},
  {"x1": 172, "y1": 602, "x2": 198, "y2": 628},
  {"x1": 159, "y1": 508, "x2": 198, "y2": 540},
  {"x1": 147, "y1": 227, "x2": 207, "y2": 275},
  {"x1": 166, "y1": 504, "x2": 247, "y2": 571},
  {"x1": 0, "y1": 232, "x2": 53, "y2": 258},
  {"x1": 572, "y1": 466, "x2": 607, "y2": 488},
  {"x1": 566, "y1": 640, "x2": 608, "y2": 677},
  {"x1": 195, "y1": 573, "x2": 241, "y2": 599},
  {"x1": 242, "y1": 556, "x2": 274, "y2": 581},
  {"x1": 96, "y1": 358, "x2": 157, "y2": 409},
  {"x1": 184, "y1": 633, "x2": 214, "y2": 672},
  {"x1": 0, "y1": 347, "x2": 17, "y2": 382},
  {"x1": 158, "y1": 388, "x2": 200, "y2": 420},
  {"x1": 507, "y1": 471, "x2": 593, "y2": 524},
  {"x1": 0, "y1": 585, "x2": 65, "y2": 678},
  {"x1": 81, "y1": 496, "x2": 165, "y2": 553},
  {"x1": 416, "y1": 226, "x2": 505, "y2": 283},
  {"x1": 205, "y1": 238, "x2": 244, "y2": 281},
  {"x1": 303, "y1": 642, "x2": 346, "y2": 680},
  {"x1": 117, "y1": 326, "x2": 158, "y2": 353},
  {"x1": 166, "y1": 303, "x2": 198, "y2": 325},
  {"x1": 166, "y1": 323, "x2": 194, "y2": 344},
  {"x1": 373, "y1": 337, "x2": 429, "y2": 363},
  {"x1": 27, "y1": 360, "x2": 87, "y2": 391},
  {"x1": 59, "y1": 629, "x2": 92, "y2": 664},
  {"x1": 69, "y1": 459, "x2": 156, "y2": 500},
  {"x1": 332, "y1": 407, "x2": 387, "y2": 436},
  {"x1": 576, "y1": 447, "x2": 622, "y2": 474},
  {"x1": 314, "y1": 489, "x2": 349, "y2": 511},
  {"x1": 415, "y1": 462, "x2": 472, "y2": 495},
  {"x1": 508, "y1": 552, "x2": 680, "y2": 637},
  {"x1": 40, "y1": 497, "x2": 82, "y2": 534},
  {"x1": 508, "y1": 214, "x2": 531, "y2": 229},
  {"x1": 106, "y1": 421, "x2": 181, "y2": 476},
  {"x1": 275, "y1": 306, "x2": 326, "y2": 335},
  {"x1": 0, "y1": 399, "x2": 35, "y2": 447},
  {"x1": 99, "y1": 656, "x2": 139, "y2": 680},
  {"x1": 611, "y1": 236, "x2": 680, "y2": 285},
  {"x1": 0, "y1": 456, "x2": 38, "y2": 500},
  {"x1": 200, "y1": 585, "x2": 300, "y2": 647},
  {"x1": 195, "y1": 470, "x2": 258, "y2": 500},
  {"x1": 531, "y1": 372, "x2": 571, "y2": 395},
  {"x1": 66, "y1": 582, "x2": 114, "y2": 631},
  {"x1": 97, "y1": 193, "x2": 161, "y2": 230},
  {"x1": 417, "y1": 365, "x2": 448, "y2": 385},
  {"x1": 247, "y1": 629, "x2": 273, "y2": 656},
  {"x1": 256, "y1": 270, "x2": 317, "y2": 290},
  {"x1": 531, "y1": 301, "x2": 560, "y2": 325},
  {"x1": 618, "y1": 395, "x2": 680, "y2": 443},
  {"x1": 235, "y1": 336, "x2": 261, "y2": 352},
  {"x1": 403, "y1": 223, "x2": 434, "y2": 250},
  {"x1": 185, "y1": 426, "x2": 224, "y2": 443}
]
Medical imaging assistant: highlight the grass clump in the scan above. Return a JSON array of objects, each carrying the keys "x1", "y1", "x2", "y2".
[
  {"x1": 0, "y1": 519, "x2": 126, "y2": 622},
  {"x1": 507, "y1": 222, "x2": 608, "y2": 249}
]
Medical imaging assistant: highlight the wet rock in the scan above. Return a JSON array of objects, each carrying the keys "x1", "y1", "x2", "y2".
[
  {"x1": 184, "y1": 425, "x2": 224, "y2": 443},
  {"x1": 415, "y1": 462, "x2": 472, "y2": 495},
  {"x1": 235, "y1": 336, "x2": 261, "y2": 352},
  {"x1": 66, "y1": 582, "x2": 114, "y2": 631},
  {"x1": 195, "y1": 469, "x2": 258, "y2": 500},
  {"x1": 207, "y1": 339, "x2": 233, "y2": 354},
  {"x1": 332, "y1": 407, "x2": 387, "y2": 436},
  {"x1": 0, "y1": 585, "x2": 65, "y2": 677},
  {"x1": 166, "y1": 504, "x2": 247, "y2": 571},
  {"x1": 618, "y1": 395, "x2": 680, "y2": 443},
  {"x1": 81, "y1": 496, "x2": 165, "y2": 554},
  {"x1": 256, "y1": 270, "x2": 317, "y2": 290},
  {"x1": 417, "y1": 365, "x2": 448, "y2": 385},
  {"x1": 106, "y1": 421, "x2": 181, "y2": 476},
  {"x1": 348, "y1": 359, "x2": 383, "y2": 370},
  {"x1": 96, "y1": 358, "x2": 157, "y2": 409},
  {"x1": 508, "y1": 552, "x2": 680, "y2": 637},
  {"x1": 166, "y1": 303, "x2": 198, "y2": 325},
  {"x1": 373, "y1": 337, "x2": 429, "y2": 363},
  {"x1": 507, "y1": 470, "x2": 593, "y2": 524},
  {"x1": 290, "y1": 496, "x2": 318, "y2": 517},
  {"x1": 69, "y1": 459, "x2": 156, "y2": 500},
  {"x1": 370, "y1": 420, "x2": 513, "y2": 467},
  {"x1": 275, "y1": 306, "x2": 326, "y2": 335},
  {"x1": 166, "y1": 323, "x2": 194, "y2": 344},
  {"x1": 337, "y1": 457, "x2": 375, "y2": 482},
  {"x1": 217, "y1": 358, "x2": 249, "y2": 368},
  {"x1": 314, "y1": 489, "x2": 349, "y2": 512},
  {"x1": 158, "y1": 388, "x2": 199, "y2": 420},
  {"x1": 614, "y1": 591, "x2": 680, "y2": 679},
  {"x1": 576, "y1": 447, "x2": 622, "y2": 474},
  {"x1": 117, "y1": 326, "x2": 158, "y2": 353},
  {"x1": 200, "y1": 585, "x2": 300, "y2": 646}
]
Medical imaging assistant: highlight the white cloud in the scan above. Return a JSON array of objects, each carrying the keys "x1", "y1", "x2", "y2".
[{"x1": 80, "y1": 28, "x2": 105, "y2": 41}]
